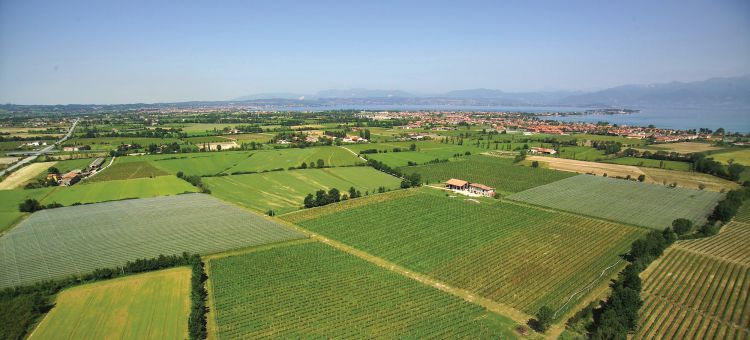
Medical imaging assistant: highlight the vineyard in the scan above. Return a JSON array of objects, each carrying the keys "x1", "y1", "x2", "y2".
[
  {"x1": 119, "y1": 151, "x2": 254, "y2": 176},
  {"x1": 507, "y1": 174, "x2": 724, "y2": 229},
  {"x1": 399, "y1": 155, "x2": 574, "y2": 194},
  {"x1": 0, "y1": 193, "x2": 305, "y2": 288},
  {"x1": 637, "y1": 220, "x2": 750, "y2": 339},
  {"x1": 204, "y1": 167, "x2": 401, "y2": 214},
  {"x1": 208, "y1": 241, "x2": 520, "y2": 338},
  {"x1": 288, "y1": 189, "x2": 644, "y2": 315}
]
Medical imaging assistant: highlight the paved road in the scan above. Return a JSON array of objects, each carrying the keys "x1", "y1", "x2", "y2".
[{"x1": 0, "y1": 118, "x2": 79, "y2": 177}]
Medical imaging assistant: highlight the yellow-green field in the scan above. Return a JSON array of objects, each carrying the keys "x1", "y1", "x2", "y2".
[
  {"x1": 709, "y1": 148, "x2": 750, "y2": 166},
  {"x1": 29, "y1": 267, "x2": 191, "y2": 340}
]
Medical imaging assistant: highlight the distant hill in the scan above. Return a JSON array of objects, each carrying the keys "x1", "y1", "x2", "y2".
[
  {"x1": 558, "y1": 76, "x2": 750, "y2": 107},
  {"x1": 229, "y1": 76, "x2": 750, "y2": 108}
]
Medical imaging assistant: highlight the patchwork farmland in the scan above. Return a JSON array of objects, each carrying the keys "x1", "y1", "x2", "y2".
[
  {"x1": 637, "y1": 220, "x2": 750, "y2": 339},
  {"x1": 223, "y1": 146, "x2": 362, "y2": 174},
  {"x1": 507, "y1": 174, "x2": 724, "y2": 229},
  {"x1": 0, "y1": 194, "x2": 305, "y2": 287},
  {"x1": 29, "y1": 267, "x2": 191, "y2": 340},
  {"x1": 205, "y1": 167, "x2": 402, "y2": 214},
  {"x1": 285, "y1": 188, "x2": 645, "y2": 316},
  {"x1": 400, "y1": 155, "x2": 574, "y2": 195},
  {"x1": 208, "y1": 241, "x2": 521, "y2": 338}
]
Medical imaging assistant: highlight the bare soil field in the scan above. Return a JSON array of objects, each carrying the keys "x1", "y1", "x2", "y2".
[
  {"x1": 0, "y1": 161, "x2": 56, "y2": 190},
  {"x1": 0, "y1": 157, "x2": 18, "y2": 165},
  {"x1": 529, "y1": 156, "x2": 738, "y2": 192},
  {"x1": 202, "y1": 141, "x2": 239, "y2": 150}
]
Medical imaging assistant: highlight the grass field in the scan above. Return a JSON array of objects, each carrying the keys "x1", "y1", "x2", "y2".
[
  {"x1": 208, "y1": 241, "x2": 522, "y2": 338},
  {"x1": 528, "y1": 156, "x2": 738, "y2": 192},
  {"x1": 223, "y1": 146, "x2": 361, "y2": 174},
  {"x1": 87, "y1": 160, "x2": 168, "y2": 182},
  {"x1": 285, "y1": 189, "x2": 644, "y2": 316},
  {"x1": 636, "y1": 219, "x2": 750, "y2": 339},
  {"x1": 400, "y1": 155, "x2": 575, "y2": 195},
  {"x1": 709, "y1": 148, "x2": 750, "y2": 166},
  {"x1": 0, "y1": 161, "x2": 56, "y2": 190},
  {"x1": 29, "y1": 267, "x2": 191, "y2": 340},
  {"x1": 118, "y1": 152, "x2": 254, "y2": 176},
  {"x1": 558, "y1": 146, "x2": 608, "y2": 161},
  {"x1": 205, "y1": 167, "x2": 401, "y2": 214},
  {"x1": 644, "y1": 142, "x2": 721, "y2": 154},
  {"x1": 0, "y1": 193, "x2": 305, "y2": 288},
  {"x1": 507, "y1": 175, "x2": 723, "y2": 230},
  {"x1": 64, "y1": 137, "x2": 183, "y2": 150},
  {"x1": 602, "y1": 157, "x2": 691, "y2": 171},
  {"x1": 0, "y1": 188, "x2": 51, "y2": 234}
]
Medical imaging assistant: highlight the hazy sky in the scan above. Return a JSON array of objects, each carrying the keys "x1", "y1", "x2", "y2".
[{"x1": 1, "y1": 0, "x2": 749, "y2": 104}]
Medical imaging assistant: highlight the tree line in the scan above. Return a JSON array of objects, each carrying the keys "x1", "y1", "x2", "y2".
[{"x1": 303, "y1": 186, "x2": 364, "y2": 208}]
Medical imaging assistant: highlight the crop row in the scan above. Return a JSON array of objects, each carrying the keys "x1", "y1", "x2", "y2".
[
  {"x1": 0, "y1": 194, "x2": 305, "y2": 288},
  {"x1": 637, "y1": 245, "x2": 750, "y2": 339},
  {"x1": 291, "y1": 189, "x2": 644, "y2": 315},
  {"x1": 677, "y1": 221, "x2": 750, "y2": 264},
  {"x1": 507, "y1": 174, "x2": 724, "y2": 230},
  {"x1": 208, "y1": 242, "x2": 517, "y2": 338}
]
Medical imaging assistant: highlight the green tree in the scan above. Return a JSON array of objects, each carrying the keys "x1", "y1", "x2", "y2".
[
  {"x1": 534, "y1": 306, "x2": 554, "y2": 332},
  {"x1": 671, "y1": 218, "x2": 693, "y2": 235}
]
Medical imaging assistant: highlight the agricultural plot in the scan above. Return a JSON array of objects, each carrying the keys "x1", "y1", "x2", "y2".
[
  {"x1": 507, "y1": 175, "x2": 723, "y2": 230},
  {"x1": 287, "y1": 189, "x2": 644, "y2": 316},
  {"x1": 709, "y1": 148, "x2": 750, "y2": 166},
  {"x1": 208, "y1": 241, "x2": 520, "y2": 338},
  {"x1": 86, "y1": 160, "x2": 167, "y2": 182},
  {"x1": 118, "y1": 151, "x2": 254, "y2": 176},
  {"x1": 644, "y1": 142, "x2": 721, "y2": 154},
  {"x1": 43, "y1": 176, "x2": 198, "y2": 205},
  {"x1": 602, "y1": 156, "x2": 691, "y2": 171},
  {"x1": 637, "y1": 220, "x2": 750, "y2": 340},
  {"x1": 0, "y1": 193, "x2": 305, "y2": 288},
  {"x1": 0, "y1": 161, "x2": 55, "y2": 190},
  {"x1": 63, "y1": 137, "x2": 183, "y2": 150},
  {"x1": 29, "y1": 267, "x2": 191, "y2": 340},
  {"x1": 558, "y1": 146, "x2": 608, "y2": 161},
  {"x1": 205, "y1": 167, "x2": 401, "y2": 214},
  {"x1": 0, "y1": 187, "x2": 51, "y2": 234},
  {"x1": 400, "y1": 155, "x2": 574, "y2": 195},
  {"x1": 227, "y1": 133, "x2": 274, "y2": 143},
  {"x1": 223, "y1": 146, "x2": 361, "y2": 174}
]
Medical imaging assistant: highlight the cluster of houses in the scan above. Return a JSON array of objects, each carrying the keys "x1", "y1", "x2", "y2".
[
  {"x1": 445, "y1": 178, "x2": 495, "y2": 197},
  {"x1": 47, "y1": 157, "x2": 105, "y2": 186}
]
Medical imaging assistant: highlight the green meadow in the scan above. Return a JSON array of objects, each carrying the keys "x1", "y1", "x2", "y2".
[{"x1": 205, "y1": 167, "x2": 401, "y2": 214}]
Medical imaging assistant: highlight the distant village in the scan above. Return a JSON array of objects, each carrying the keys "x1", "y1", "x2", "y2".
[{"x1": 48, "y1": 157, "x2": 106, "y2": 186}]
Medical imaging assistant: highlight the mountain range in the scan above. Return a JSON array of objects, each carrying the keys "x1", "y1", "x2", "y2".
[{"x1": 233, "y1": 76, "x2": 750, "y2": 108}]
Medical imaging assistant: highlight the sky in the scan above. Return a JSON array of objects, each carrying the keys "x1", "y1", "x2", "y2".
[{"x1": 0, "y1": 0, "x2": 749, "y2": 104}]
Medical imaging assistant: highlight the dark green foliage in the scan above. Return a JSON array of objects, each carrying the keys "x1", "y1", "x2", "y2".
[
  {"x1": 188, "y1": 258, "x2": 208, "y2": 340},
  {"x1": 533, "y1": 306, "x2": 554, "y2": 332},
  {"x1": 303, "y1": 188, "x2": 343, "y2": 208},
  {"x1": 179, "y1": 174, "x2": 211, "y2": 194},
  {"x1": 671, "y1": 218, "x2": 693, "y2": 235},
  {"x1": 0, "y1": 293, "x2": 50, "y2": 340},
  {"x1": 18, "y1": 199, "x2": 41, "y2": 212}
]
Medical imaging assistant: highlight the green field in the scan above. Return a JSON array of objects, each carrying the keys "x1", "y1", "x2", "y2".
[
  {"x1": 86, "y1": 160, "x2": 167, "y2": 182},
  {"x1": 29, "y1": 267, "x2": 191, "y2": 340},
  {"x1": 223, "y1": 146, "x2": 362, "y2": 174},
  {"x1": 507, "y1": 175, "x2": 723, "y2": 229},
  {"x1": 117, "y1": 152, "x2": 253, "y2": 176},
  {"x1": 64, "y1": 137, "x2": 183, "y2": 150},
  {"x1": 208, "y1": 241, "x2": 521, "y2": 338},
  {"x1": 401, "y1": 155, "x2": 574, "y2": 195},
  {"x1": 0, "y1": 193, "x2": 305, "y2": 288},
  {"x1": 558, "y1": 146, "x2": 608, "y2": 161},
  {"x1": 602, "y1": 157, "x2": 692, "y2": 171},
  {"x1": 204, "y1": 167, "x2": 401, "y2": 214},
  {"x1": 709, "y1": 148, "x2": 750, "y2": 166},
  {"x1": 0, "y1": 188, "x2": 51, "y2": 234},
  {"x1": 285, "y1": 189, "x2": 644, "y2": 316}
]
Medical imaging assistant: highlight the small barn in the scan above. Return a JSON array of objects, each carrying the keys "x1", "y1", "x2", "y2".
[
  {"x1": 469, "y1": 183, "x2": 495, "y2": 197},
  {"x1": 445, "y1": 178, "x2": 469, "y2": 190}
]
